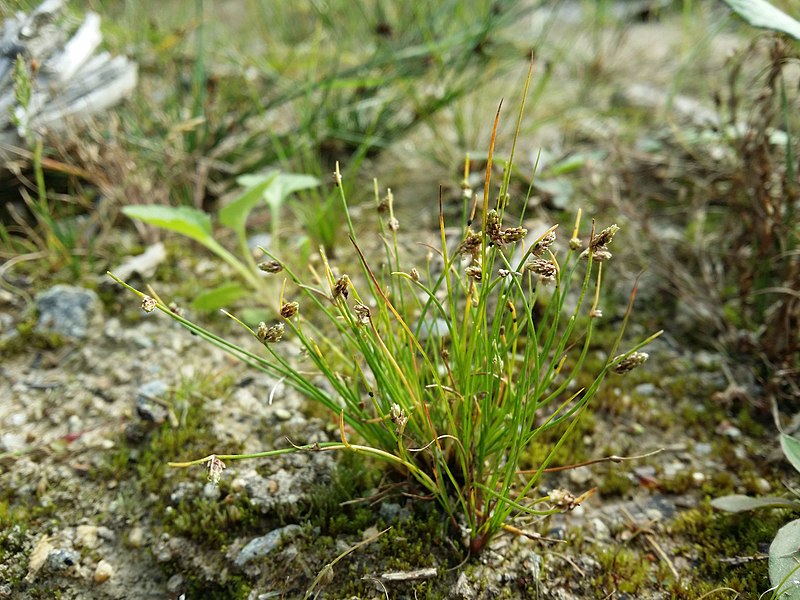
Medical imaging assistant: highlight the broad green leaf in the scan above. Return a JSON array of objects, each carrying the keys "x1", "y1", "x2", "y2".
[
  {"x1": 781, "y1": 434, "x2": 800, "y2": 474},
  {"x1": 265, "y1": 173, "x2": 320, "y2": 210},
  {"x1": 236, "y1": 172, "x2": 320, "y2": 211},
  {"x1": 219, "y1": 174, "x2": 277, "y2": 232},
  {"x1": 721, "y1": 0, "x2": 800, "y2": 40},
  {"x1": 191, "y1": 282, "x2": 248, "y2": 311},
  {"x1": 122, "y1": 205, "x2": 213, "y2": 246},
  {"x1": 711, "y1": 495, "x2": 800, "y2": 512},
  {"x1": 769, "y1": 519, "x2": 800, "y2": 599}
]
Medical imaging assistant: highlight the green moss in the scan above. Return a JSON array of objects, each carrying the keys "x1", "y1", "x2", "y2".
[
  {"x1": 670, "y1": 502, "x2": 792, "y2": 595},
  {"x1": 275, "y1": 499, "x2": 458, "y2": 599},
  {"x1": 597, "y1": 468, "x2": 634, "y2": 497},
  {"x1": 305, "y1": 452, "x2": 382, "y2": 535},
  {"x1": 592, "y1": 546, "x2": 652, "y2": 594},
  {"x1": 0, "y1": 314, "x2": 67, "y2": 357},
  {"x1": 376, "y1": 509, "x2": 448, "y2": 571},
  {"x1": 168, "y1": 490, "x2": 260, "y2": 547}
]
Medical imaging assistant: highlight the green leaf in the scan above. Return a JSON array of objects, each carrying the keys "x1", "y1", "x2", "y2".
[
  {"x1": 266, "y1": 173, "x2": 321, "y2": 211},
  {"x1": 122, "y1": 205, "x2": 214, "y2": 246},
  {"x1": 721, "y1": 0, "x2": 800, "y2": 40},
  {"x1": 236, "y1": 172, "x2": 320, "y2": 212},
  {"x1": 769, "y1": 519, "x2": 800, "y2": 599},
  {"x1": 219, "y1": 174, "x2": 277, "y2": 232},
  {"x1": 191, "y1": 282, "x2": 248, "y2": 311},
  {"x1": 710, "y1": 495, "x2": 800, "y2": 512},
  {"x1": 781, "y1": 434, "x2": 800, "y2": 474}
]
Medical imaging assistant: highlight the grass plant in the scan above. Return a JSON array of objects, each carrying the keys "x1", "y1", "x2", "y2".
[
  {"x1": 110, "y1": 68, "x2": 660, "y2": 553},
  {"x1": 81, "y1": 0, "x2": 536, "y2": 205}
]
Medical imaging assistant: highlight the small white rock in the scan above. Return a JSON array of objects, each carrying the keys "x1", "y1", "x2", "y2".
[
  {"x1": 127, "y1": 527, "x2": 144, "y2": 548},
  {"x1": 94, "y1": 560, "x2": 113, "y2": 583},
  {"x1": 75, "y1": 525, "x2": 99, "y2": 549},
  {"x1": 8, "y1": 412, "x2": 26, "y2": 427},
  {"x1": 274, "y1": 408, "x2": 292, "y2": 421}
]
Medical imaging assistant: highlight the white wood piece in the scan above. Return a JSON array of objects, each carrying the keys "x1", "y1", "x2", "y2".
[{"x1": 0, "y1": 0, "x2": 138, "y2": 167}]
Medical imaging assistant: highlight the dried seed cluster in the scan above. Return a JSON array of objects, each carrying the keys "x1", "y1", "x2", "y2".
[
  {"x1": 333, "y1": 275, "x2": 350, "y2": 300},
  {"x1": 258, "y1": 260, "x2": 283, "y2": 273},
  {"x1": 458, "y1": 229, "x2": 482, "y2": 259},
  {"x1": 525, "y1": 258, "x2": 557, "y2": 284},
  {"x1": 549, "y1": 488, "x2": 579, "y2": 512},
  {"x1": 353, "y1": 303, "x2": 371, "y2": 325},
  {"x1": 207, "y1": 455, "x2": 226, "y2": 485},
  {"x1": 257, "y1": 321, "x2": 284, "y2": 344},
  {"x1": 390, "y1": 403, "x2": 408, "y2": 434},
  {"x1": 532, "y1": 230, "x2": 556, "y2": 256},
  {"x1": 612, "y1": 351, "x2": 649, "y2": 374},
  {"x1": 465, "y1": 265, "x2": 483, "y2": 281},
  {"x1": 582, "y1": 224, "x2": 619, "y2": 263},
  {"x1": 141, "y1": 296, "x2": 157, "y2": 313},
  {"x1": 280, "y1": 301, "x2": 299, "y2": 319}
]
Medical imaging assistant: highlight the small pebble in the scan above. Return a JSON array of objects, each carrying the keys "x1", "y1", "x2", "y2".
[
  {"x1": 94, "y1": 559, "x2": 113, "y2": 583},
  {"x1": 694, "y1": 443, "x2": 712, "y2": 456},
  {"x1": 753, "y1": 477, "x2": 771, "y2": 494},
  {"x1": 127, "y1": 527, "x2": 144, "y2": 548},
  {"x1": 235, "y1": 524, "x2": 302, "y2": 567},
  {"x1": 634, "y1": 383, "x2": 656, "y2": 396},
  {"x1": 0, "y1": 433, "x2": 26, "y2": 453},
  {"x1": 692, "y1": 472, "x2": 706, "y2": 485},
  {"x1": 45, "y1": 548, "x2": 80, "y2": 572},
  {"x1": 274, "y1": 408, "x2": 292, "y2": 421},
  {"x1": 75, "y1": 525, "x2": 100, "y2": 549},
  {"x1": 167, "y1": 574, "x2": 184, "y2": 593},
  {"x1": 7, "y1": 412, "x2": 26, "y2": 427},
  {"x1": 67, "y1": 415, "x2": 83, "y2": 433},
  {"x1": 590, "y1": 517, "x2": 611, "y2": 540}
]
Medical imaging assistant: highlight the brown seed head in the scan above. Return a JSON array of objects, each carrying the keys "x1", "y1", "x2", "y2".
[
  {"x1": 465, "y1": 265, "x2": 482, "y2": 281},
  {"x1": 333, "y1": 275, "x2": 350, "y2": 300},
  {"x1": 532, "y1": 229, "x2": 556, "y2": 255},
  {"x1": 550, "y1": 488, "x2": 578, "y2": 511},
  {"x1": 525, "y1": 258, "x2": 557, "y2": 284},
  {"x1": 612, "y1": 351, "x2": 649, "y2": 374},
  {"x1": 377, "y1": 194, "x2": 391, "y2": 213},
  {"x1": 280, "y1": 301, "x2": 299, "y2": 319},
  {"x1": 389, "y1": 402, "x2": 408, "y2": 435},
  {"x1": 258, "y1": 260, "x2": 283, "y2": 273},
  {"x1": 353, "y1": 303, "x2": 371, "y2": 325},
  {"x1": 458, "y1": 229, "x2": 482, "y2": 258},
  {"x1": 486, "y1": 210, "x2": 502, "y2": 246},
  {"x1": 592, "y1": 248, "x2": 612, "y2": 262},
  {"x1": 590, "y1": 224, "x2": 619, "y2": 252},
  {"x1": 257, "y1": 321, "x2": 284, "y2": 344},
  {"x1": 501, "y1": 226, "x2": 528, "y2": 245}
]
